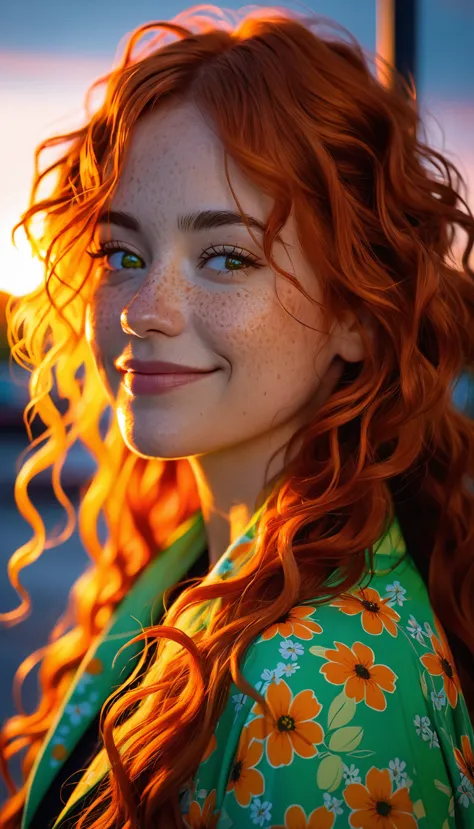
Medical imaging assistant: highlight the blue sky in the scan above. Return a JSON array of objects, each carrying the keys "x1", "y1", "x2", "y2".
[
  {"x1": 0, "y1": 0, "x2": 473, "y2": 296},
  {"x1": 1, "y1": 0, "x2": 473, "y2": 99}
]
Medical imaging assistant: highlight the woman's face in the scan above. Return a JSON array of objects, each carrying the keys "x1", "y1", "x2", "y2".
[{"x1": 86, "y1": 101, "x2": 363, "y2": 460}]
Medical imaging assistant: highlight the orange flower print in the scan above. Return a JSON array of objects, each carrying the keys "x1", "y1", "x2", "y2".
[
  {"x1": 261, "y1": 605, "x2": 322, "y2": 641},
  {"x1": 272, "y1": 802, "x2": 335, "y2": 829},
  {"x1": 419, "y1": 623, "x2": 461, "y2": 708},
  {"x1": 246, "y1": 679, "x2": 324, "y2": 766},
  {"x1": 454, "y1": 735, "x2": 474, "y2": 785},
  {"x1": 84, "y1": 657, "x2": 103, "y2": 675},
  {"x1": 226, "y1": 724, "x2": 265, "y2": 807},
  {"x1": 183, "y1": 788, "x2": 220, "y2": 829},
  {"x1": 343, "y1": 766, "x2": 417, "y2": 828},
  {"x1": 331, "y1": 587, "x2": 400, "y2": 636},
  {"x1": 321, "y1": 641, "x2": 397, "y2": 711}
]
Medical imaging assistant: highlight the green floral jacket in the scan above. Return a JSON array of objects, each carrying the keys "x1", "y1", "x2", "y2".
[{"x1": 21, "y1": 507, "x2": 474, "y2": 829}]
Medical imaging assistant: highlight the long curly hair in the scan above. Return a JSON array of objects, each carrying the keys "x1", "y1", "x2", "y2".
[{"x1": 1, "y1": 5, "x2": 474, "y2": 827}]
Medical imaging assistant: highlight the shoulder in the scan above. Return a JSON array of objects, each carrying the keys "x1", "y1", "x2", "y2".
[{"x1": 192, "y1": 555, "x2": 474, "y2": 828}]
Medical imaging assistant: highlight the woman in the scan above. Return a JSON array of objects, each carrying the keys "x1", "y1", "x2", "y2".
[{"x1": 1, "y1": 4, "x2": 473, "y2": 828}]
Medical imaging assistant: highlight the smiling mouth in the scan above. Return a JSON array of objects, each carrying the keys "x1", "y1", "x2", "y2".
[{"x1": 121, "y1": 368, "x2": 219, "y2": 395}]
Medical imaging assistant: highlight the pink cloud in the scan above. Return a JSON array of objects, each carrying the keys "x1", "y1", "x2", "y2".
[{"x1": 0, "y1": 49, "x2": 111, "y2": 82}]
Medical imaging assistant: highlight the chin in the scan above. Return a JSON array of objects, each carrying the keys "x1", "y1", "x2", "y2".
[{"x1": 116, "y1": 410, "x2": 207, "y2": 460}]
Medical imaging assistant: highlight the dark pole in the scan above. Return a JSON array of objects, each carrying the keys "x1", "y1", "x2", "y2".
[
  {"x1": 394, "y1": 0, "x2": 418, "y2": 89},
  {"x1": 376, "y1": 0, "x2": 418, "y2": 91}
]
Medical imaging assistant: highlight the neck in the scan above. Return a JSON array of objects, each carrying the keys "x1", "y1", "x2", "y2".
[
  {"x1": 188, "y1": 434, "x2": 286, "y2": 567},
  {"x1": 188, "y1": 357, "x2": 346, "y2": 567}
]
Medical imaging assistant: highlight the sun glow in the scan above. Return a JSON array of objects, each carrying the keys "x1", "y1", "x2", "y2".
[
  {"x1": 0, "y1": 49, "x2": 109, "y2": 298},
  {"x1": 1, "y1": 225, "x2": 45, "y2": 297}
]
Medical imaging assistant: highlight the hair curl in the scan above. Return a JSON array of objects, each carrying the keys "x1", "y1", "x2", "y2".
[{"x1": 1, "y1": 5, "x2": 474, "y2": 827}]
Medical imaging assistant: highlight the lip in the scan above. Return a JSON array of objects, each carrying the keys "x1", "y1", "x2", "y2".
[
  {"x1": 121, "y1": 368, "x2": 218, "y2": 395},
  {"x1": 116, "y1": 359, "x2": 214, "y2": 375}
]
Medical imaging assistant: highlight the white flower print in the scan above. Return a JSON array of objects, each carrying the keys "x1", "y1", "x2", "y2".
[
  {"x1": 249, "y1": 797, "x2": 272, "y2": 825},
  {"x1": 424, "y1": 621, "x2": 433, "y2": 637},
  {"x1": 64, "y1": 700, "x2": 93, "y2": 726},
  {"x1": 431, "y1": 689, "x2": 447, "y2": 710},
  {"x1": 414, "y1": 714, "x2": 433, "y2": 740},
  {"x1": 231, "y1": 692, "x2": 248, "y2": 714},
  {"x1": 407, "y1": 615, "x2": 425, "y2": 643},
  {"x1": 75, "y1": 673, "x2": 94, "y2": 694},
  {"x1": 262, "y1": 665, "x2": 287, "y2": 685},
  {"x1": 71, "y1": 674, "x2": 99, "y2": 704},
  {"x1": 343, "y1": 763, "x2": 361, "y2": 784},
  {"x1": 275, "y1": 660, "x2": 300, "y2": 680},
  {"x1": 388, "y1": 758, "x2": 409, "y2": 789},
  {"x1": 429, "y1": 730, "x2": 440, "y2": 750},
  {"x1": 385, "y1": 580, "x2": 407, "y2": 607},
  {"x1": 279, "y1": 639, "x2": 304, "y2": 661},
  {"x1": 254, "y1": 665, "x2": 287, "y2": 697},
  {"x1": 254, "y1": 680, "x2": 266, "y2": 695},
  {"x1": 323, "y1": 793, "x2": 344, "y2": 816},
  {"x1": 457, "y1": 775, "x2": 474, "y2": 808}
]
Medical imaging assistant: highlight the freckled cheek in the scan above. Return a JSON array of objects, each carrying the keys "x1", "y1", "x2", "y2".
[{"x1": 195, "y1": 290, "x2": 293, "y2": 380}]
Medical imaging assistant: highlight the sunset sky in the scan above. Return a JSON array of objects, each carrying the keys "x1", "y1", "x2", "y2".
[{"x1": 1, "y1": 0, "x2": 473, "y2": 296}]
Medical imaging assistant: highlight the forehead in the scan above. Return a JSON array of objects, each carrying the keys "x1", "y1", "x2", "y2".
[{"x1": 110, "y1": 101, "x2": 274, "y2": 222}]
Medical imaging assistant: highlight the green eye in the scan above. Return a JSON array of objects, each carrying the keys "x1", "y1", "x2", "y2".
[
  {"x1": 86, "y1": 243, "x2": 145, "y2": 272},
  {"x1": 120, "y1": 252, "x2": 143, "y2": 269}
]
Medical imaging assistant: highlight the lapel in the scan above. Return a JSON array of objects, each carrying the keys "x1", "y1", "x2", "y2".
[{"x1": 21, "y1": 509, "x2": 207, "y2": 829}]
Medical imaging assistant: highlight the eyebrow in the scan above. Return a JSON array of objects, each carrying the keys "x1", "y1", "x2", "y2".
[{"x1": 96, "y1": 208, "x2": 282, "y2": 241}]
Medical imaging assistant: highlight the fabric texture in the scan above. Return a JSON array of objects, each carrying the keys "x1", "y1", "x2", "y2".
[{"x1": 20, "y1": 505, "x2": 474, "y2": 829}]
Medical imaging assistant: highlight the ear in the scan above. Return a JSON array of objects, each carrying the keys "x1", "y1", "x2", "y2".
[{"x1": 332, "y1": 310, "x2": 373, "y2": 364}]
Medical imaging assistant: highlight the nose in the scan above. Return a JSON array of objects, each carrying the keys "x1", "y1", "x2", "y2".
[{"x1": 120, "y1": 268, "x2": 187, "y2": 339}]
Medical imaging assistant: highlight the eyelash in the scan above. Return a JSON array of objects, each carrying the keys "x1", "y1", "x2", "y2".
[{"x1": 86, "y1": 240, "x2": 263, "y2": 277}]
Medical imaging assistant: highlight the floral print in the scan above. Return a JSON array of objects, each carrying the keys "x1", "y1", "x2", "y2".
[
  {"x1": 179, "y1": 517, "x2": 474, "y2": 828},
  {"x1": 64, "y1": 700, "x2": 95, "y2": 726},
  {"x1": 330, "y1": 587, "x2": 400, "y2": 636},
  {"x1": 22, "y1": 509, "x2": 474, "y2": 829},
  {"x1": 388, "y1": 758, "x2": 413, "y2": 790},
  {"x1": 420, "y1": 626, "x2": 462, "y2": 708},
  {"x1": 259, "y1": 606, "x2": 323, "y2": 642},
  {"x1": 49, "y1": 726, "x2": 71, "y2": 769},
  {"x1": 245, "y1": 680, "x2": 325, "y2": 765},
  {"x1": 183, "y1": 789, "x2": 220, "y2": 829},
  {"x1": 454, "y1": 736, "x2": 474, "y2": 786},
  {"x1": 320, "y1": 641, "x2": 397, "y2": 711},
  {"x1": 413, "y1": 714, "x2": 440, "y2": 748},
  {"x1": 343, "y1": 766, "x2": 417, "y2": 828},
  {"x1": 385, "y1": 580, "x2": 407, "y2": 607},
  {"x1": 273, "y1": 803, "x2": 335, "y2": 828}
]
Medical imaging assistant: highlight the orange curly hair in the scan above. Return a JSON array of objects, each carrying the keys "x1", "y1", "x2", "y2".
[{"x1": 1, "y1": 5, "x2": 474, "y2": 827}]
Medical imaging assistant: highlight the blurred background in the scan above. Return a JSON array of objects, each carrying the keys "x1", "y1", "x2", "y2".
[{"x1": 0, "y1": 0, "x2": 473, "y2": 794}]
